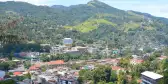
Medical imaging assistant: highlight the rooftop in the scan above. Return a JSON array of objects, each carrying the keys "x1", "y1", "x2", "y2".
[
  {"x1": 112, "y1": 66, "x2": 124, "y2": 71},
  {"x1": 141, "y1": 71, "x2": 163, "y2": 80},
  {"x1": 13, "y1": 72, "x2": 22, "y2": 76},
  {"x1": 47, "y1": 60, "x2": 65, "y2": 65}
]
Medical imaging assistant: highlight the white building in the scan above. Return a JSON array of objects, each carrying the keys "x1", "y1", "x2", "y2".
[
  {"x1": 63, "y1": 38, "x2": 73, "y2": 46},
  {"x1": 141, "y1": 71, "x2": 163, "y2": 84}
]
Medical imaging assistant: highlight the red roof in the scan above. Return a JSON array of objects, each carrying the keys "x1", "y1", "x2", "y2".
[
  {"x1": 13, "y1": 72, "x2": 22, "y2": 76},
  {"x1": 34, "y1": 64, "x2": 41, "y2": 68},
  {"x1": 131, "y1": 59, "x2": 144, "y2": 64},
  {"x1": 112, "y1": 66, "x2": 124, "y2": 71},
  {"x1": 47, "y1": 60, "x2": 64, "y2": 65},
  {"x1": 29, "y1": 66, "x2": 39, "y2": 70},
  {"x1": 158, "y1": 56, "x2": 167, "y2": 60},
  {"x1": 137, "y1": 79, "x2": 142, "y2": 83}
]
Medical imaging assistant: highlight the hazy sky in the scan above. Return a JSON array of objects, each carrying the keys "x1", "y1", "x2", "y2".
[{"x1": 1, "y1": 0, "x2": 168, "y2": 18}]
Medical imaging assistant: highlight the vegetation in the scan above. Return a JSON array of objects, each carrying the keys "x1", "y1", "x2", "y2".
[
  {"x1": 78, "y1": 65, "x2": 117, "y2": 84},
  {"x1": 0, "y1": 61, "x2": 17, "y2": 71},
  {"x1": 0, "y1": 79, "x2": 15, "y2": 84},
  {"x1": 0, "y1": 0, "x2": 168, "y2": 49}
]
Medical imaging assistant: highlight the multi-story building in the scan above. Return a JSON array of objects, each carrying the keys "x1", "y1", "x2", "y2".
[
  {"x1": 58, "y1": 76, "x2": 78, "y2": 84},
  {"x1": 141, "y1": 71, "x2": 163, "y2": 84}
]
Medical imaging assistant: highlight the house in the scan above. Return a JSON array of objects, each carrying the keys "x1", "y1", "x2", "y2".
[
  {"x1": 80, "y1": 65, "x2": 95, "y2": 70},
  {"x1": 130, "y1": 59, "x2": 144, "y2": 65},
  {"x1": 50, "y1": 46, "x2": 65, "y2": 55},
  {"x1": 158, "y1": 56, "x2": 167, "y2": 60},
  {"x1": 37, "y1": 74, "x2": 58, "y2": 84},
  {"x1": 132, "y1": 55, "x2": 141, "y2": 59},
  {"x1": 63, "y1": 50, "x2": 81, "y2": 56},
  {"x1": 112, "y1": 66, "x2": 125, "y2": 74},
  {"x1": 47, "y1": 60, "x2": 66, "y2": 68},
  {"x1": 108, "y1": 59, "x2": 120, "y2": 66},
  {"x1": 76, "y1": 46, "x2": 88, "y2": 54},
  {"x1": 87, "y1": 47, "x2": 99, "y2": 54},
  {"x1": 29, "y1": 63, "x2": 42, "y2": 71},
  {"x1": 141, "y1": 71, "x2": 163, "y2": 84},
  {"x1": 13, "y1": 71, "x2": 23, "y2": 76},
  {"x1": 112, "y1": 66, "x2": 125, "y2": 71},
  {"x1": 58, "y1": 76, "x2": 78, "y2": 84}
]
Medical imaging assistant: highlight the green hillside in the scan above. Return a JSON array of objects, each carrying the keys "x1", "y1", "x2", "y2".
[
  {"x1": 65, "y1": 19, "x2": 116, "y2": 32},
  {"x1": 0, "y1": 0, "x2": 168, "y2": 48}
]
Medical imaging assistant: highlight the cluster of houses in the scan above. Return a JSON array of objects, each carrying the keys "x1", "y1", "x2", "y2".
[{"x1": 27, "y1": 60, "x2": 79, "y2": 84}]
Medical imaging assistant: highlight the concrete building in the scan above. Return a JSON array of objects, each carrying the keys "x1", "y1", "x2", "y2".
[
  {"x1": 141, "y1": 71, "x2": 163, "y2": 84},
  {"x1": 58, "y1": 76, "x2": 78, "y2": 84},
  {"x1": 130, "y1": 59, "x2": 144, "y2": 65},
  {"x1": 50, "y1": 46, "x2": 65, "y2": 55},
  {"x1": 87, "y1": 47, "x2": 99, "y2": 54},
  {"x1": 63, "y1": 38, "x2": 73, "y2": 47}
]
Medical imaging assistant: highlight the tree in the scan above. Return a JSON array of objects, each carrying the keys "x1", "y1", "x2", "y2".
[
  {"x1": 163, "y1": 59, "x2": 168, "y2": 83},
  {"x1": 143, "y1": 46, "x2": 154, "y2": 53},
  {"x1": 24, "y1": 61, "x2": 31, "y2": 69},
  {"x1": 163, "y1": 48, "x2": 168, "y2": 56},
  {"x1": 78, "y1": 69, "x2": 93, "y2": 84},
  {"x1": 110, "y1": 71, "x2": 117, "y2": 82},
  {"x1": 117, "y1": 71, "x2": 127, "y2": 84},
  {"x1": 8, "y1": 51, "x2": 14, "y2": 60},
  {"x1": 119, "y1": 58, "x2": 130, "y2": 68},
  {"x1": 93, "y1": 66, "x2": 111, "y2": 83},
  {"x1": 0, "y1": 62, "x2": 10, "y2": 71},
  {"x1": 0, "y1": 79, "x2": 15, "y2": 84},
  {"x1": 98, "y1": 81, "x2": 106, "y2": 84},
  {"x1": 25, "y1": 72, "x2": 31, "y2": 79}
]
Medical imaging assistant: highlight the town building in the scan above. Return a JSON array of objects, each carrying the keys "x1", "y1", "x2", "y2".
[
  {"x1": 112, "y1": 66, "x2": 125, "y2": 74},
  {"x1": 63, "y1": 38, "x2": 73, "y2": 47},
  {"x1": 141, "y1": 71, "x2": 163, "y2": 84},
  {"x1": 50, "y1": 46, "x2": 65, "y2": 55},
  {"x1": 158, "y1": 56, "x2": 167, "y2": 60},
  {"x1": 47, "y1": 60, "x2": 66, "y2": 68},
  {"x1": 130, "y1": 59, "x2": 144, "y2": 65},
  {"x1": 58, "y1": 76, "x2": 78, "y2": 84},
  {"x1": 87, "y1": 47, "x2": 99, "y2": 54}
]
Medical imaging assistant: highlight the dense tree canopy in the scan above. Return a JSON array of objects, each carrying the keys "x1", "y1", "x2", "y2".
[{"x1": 0, "y1": 1, "x2": 168, "y2": 49}]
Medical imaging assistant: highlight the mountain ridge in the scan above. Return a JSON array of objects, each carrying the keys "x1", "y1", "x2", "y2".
[{"x1": 0, "y1": 1, "x2": 168, "y2": 48}]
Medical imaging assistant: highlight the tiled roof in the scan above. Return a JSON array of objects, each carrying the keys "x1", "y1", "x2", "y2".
[
  {"x1": 158, "y1": 56, "x2": 167, "y2": 60},
  {"x1": 112, "y1": 66, "x2": 124, "y2": 71},
  {"x1": 13, "y1": 72, "x2": 22, "y2": 76},
  {"x1": 29, "y1": 66, "x2": 39, "y2": 70},
  {"x1": 47, "y1": 60, "x2": 65, "y2": 65},
  {"x1": 131, "y1": 59, "x2": 144, "y2": 63}
]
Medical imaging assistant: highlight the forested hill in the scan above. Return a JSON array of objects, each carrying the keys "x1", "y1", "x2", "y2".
[{"x1": 0, "y1": 0, "x2": 168, "y2": 49}]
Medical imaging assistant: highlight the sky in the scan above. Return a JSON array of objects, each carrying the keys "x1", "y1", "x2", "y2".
[{"x1": 0, "y1": 0, "x2": 168, "y2": 18}]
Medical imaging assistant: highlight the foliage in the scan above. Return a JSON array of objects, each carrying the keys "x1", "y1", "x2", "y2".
[
  {"x1": 65, "y1": 19, "x2": 116, "y2": 32},
  {"x1": 24, "y1": 72, "x2": 31, "y2": 79},
  {"x1": 0, "y1": 0, "x2": 168, "y2": 49},
  {"x1": 0, "y1": 61, "x2": 17, "y2": 71},
  {"x1": 24, "y1": 61, "x2": 31, "y2": 69},
  {"x1": 0, "y1": 79, "x2": 15, "y2": 84},
  {"x1": 78, "y1": 65, "x2": 115, "y2": 84},
  {"x1": 163, "y1": 59, "x2": 168, "y2": 83}
]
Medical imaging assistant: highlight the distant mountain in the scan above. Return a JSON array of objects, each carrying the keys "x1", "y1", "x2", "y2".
[{"x1": 0, "y1": 0, "x2": 168, "y2": 48}]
